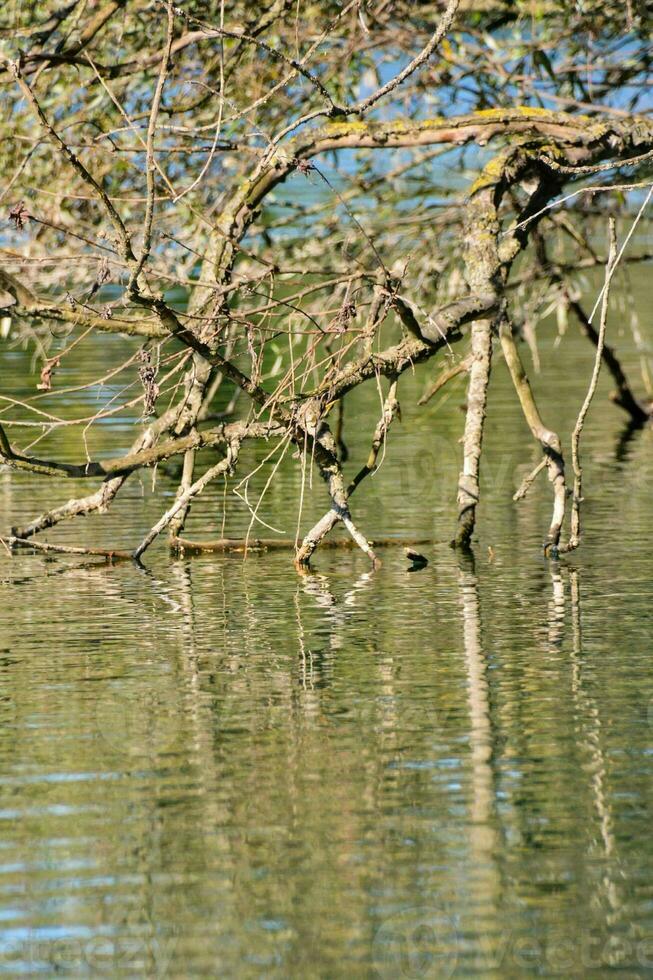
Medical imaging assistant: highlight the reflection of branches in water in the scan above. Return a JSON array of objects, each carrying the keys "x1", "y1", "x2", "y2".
[
  {"x1": 294, "y1": 587, "x2": 314, "y2": 693},
  {"x1": 294, "y1": 565, "x2": 378, "y2": 686},
  {"x1": 613, "y1": 416, "x2": 650, "y2": 467},
  {"x1": 457, "y1": 557, "x2": 499, "y2": 835},
  {"x1": 567, "y1": 570, "x2": 621, "y2": 915},
  {"x1": 293, "y1": 563, "x2": 403, "y2": 748},
  {"x1": 296, "y1": 565, "x2": 377, "y2": 617},
  {"x1": 170, "y1": 559, "x2": 239, "y2": 858},
  {"x1": 135, "y1": 561, "x2": 183, "y2": 614},
  {"x1": 0, "y1": 553, "x2": 123, "y2": 589},
  {"x1": 456, "y1": 556, "x2": 501, "y2": 970},
  {"x1": 543, "y1": 567, "x2": 623, "y2": 921},
  {"x1": 548, "y1": 562, "x2": 566, "y2": 650}
]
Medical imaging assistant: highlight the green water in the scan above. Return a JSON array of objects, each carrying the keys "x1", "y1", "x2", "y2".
[{"x1": 1, "y1": 304, "x2": 653, "y2": 976}]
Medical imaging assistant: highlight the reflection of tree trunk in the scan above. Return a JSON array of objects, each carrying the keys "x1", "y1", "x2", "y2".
[
  {"x1": 548, "y1": 564, "x2": 565, "y2": 649},
  {"x1": 93, "y1": 561, "x2": 232, "y2": 972},
  {"x1": 568, "y1": 571, "x2": 620, "y2": 913},
  {"x1": 296, "y1": 564, "x2": 389, "y2": 814},
  {"x1": 173, "y1": 561, "x2": 214, "y2": 758},
  {"x1": 538, "y1": 567, "x2": 624, "y2": 925},
  {"x1": 459, "y1": 561, "x2": 495, "y2": 827},
  {"x1": 172, "y1": 560, "x2": 234, "y2": 832},
  {"x1": 457, "y1": 559, "x2": 501, "y2": 968}
]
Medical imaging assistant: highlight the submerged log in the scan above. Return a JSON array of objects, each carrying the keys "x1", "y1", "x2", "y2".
[{"x1": 170, "y1": 535, "x2": 434, "y2": 556}]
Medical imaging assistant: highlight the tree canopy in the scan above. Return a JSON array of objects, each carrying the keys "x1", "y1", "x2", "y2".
[{"x1": 1, "y1": 0, "x2": 652, "y2": 563}]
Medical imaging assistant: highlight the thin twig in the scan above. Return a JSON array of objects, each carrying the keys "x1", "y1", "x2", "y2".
[
  {"x1": 513, "y1": 458, "x2": 547, "y2": 502},
  {"x1": 561, "y1": 219, "x2": 618, "y2": 553},
  {"x1": 133, "y1": 439, "x2": 240, "y2": 559}
]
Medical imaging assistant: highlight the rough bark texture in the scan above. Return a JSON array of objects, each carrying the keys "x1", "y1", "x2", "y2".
[{"x1": 455, "y1": 320, "x2": 493, "y2": 548}]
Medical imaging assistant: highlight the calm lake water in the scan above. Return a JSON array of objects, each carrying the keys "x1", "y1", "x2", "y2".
[{"x1": 1, "y1": 289, "x2": 653, "y2": 976}]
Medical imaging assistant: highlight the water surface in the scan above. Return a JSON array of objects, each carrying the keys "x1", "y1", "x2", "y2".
[{"x1": 1, "y1": 299, "x2": 653, "y2": 977}]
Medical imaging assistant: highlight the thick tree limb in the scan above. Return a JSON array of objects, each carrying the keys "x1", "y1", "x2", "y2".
[
  {"x1": 499, "y1": 318, "x2": 566, "y2": 554},
  {"x1": 455, "y1": 319, "x2": 493, "y2": 548},
  {"x1": 1, "y1": 420, "x2": 282, "y2": 480}
]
